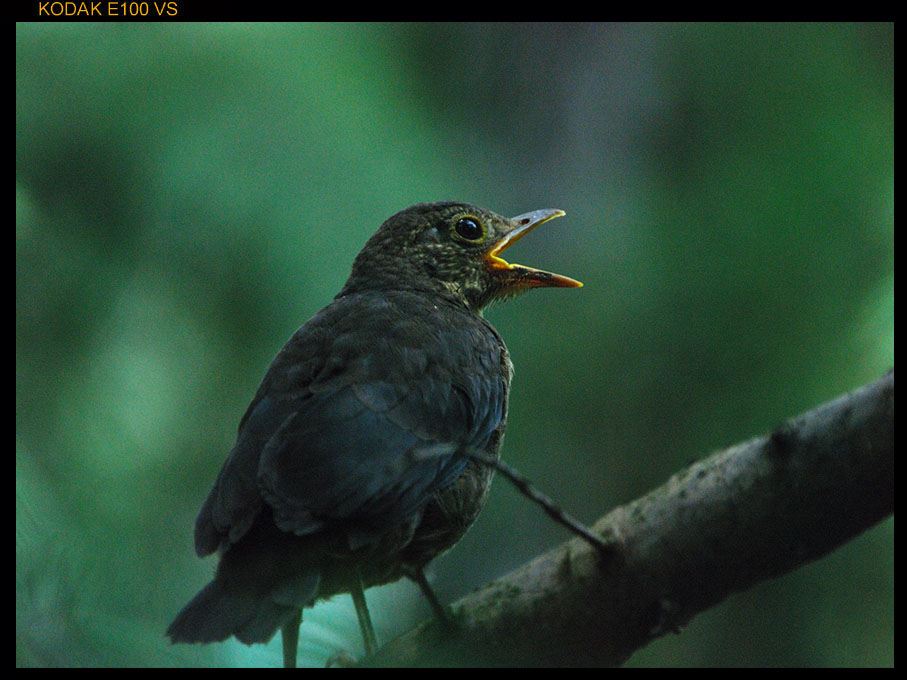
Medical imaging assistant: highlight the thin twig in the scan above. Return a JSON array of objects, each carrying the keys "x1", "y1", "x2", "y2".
[{"x1": 468, "y1": 450, "x2": 615, "y2": 556}]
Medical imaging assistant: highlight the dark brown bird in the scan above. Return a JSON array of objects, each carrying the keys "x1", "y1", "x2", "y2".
[{"x1": 166, "y1": 202, "x2": 581, "y2": 666}]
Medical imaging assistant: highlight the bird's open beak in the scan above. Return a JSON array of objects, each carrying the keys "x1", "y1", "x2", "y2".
[{"x1": 486, "y1": 209, "x2": 583, "y2": 289}]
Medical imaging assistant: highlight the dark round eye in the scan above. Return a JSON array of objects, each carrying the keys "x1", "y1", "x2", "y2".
[{"x1": 455, "y1": 217, "x2": 483, "y2": 241}]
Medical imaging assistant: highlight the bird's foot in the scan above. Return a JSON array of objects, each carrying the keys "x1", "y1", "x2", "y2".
[{"x1": 405, "y1": 566, "x2": 459, "y2": 634}]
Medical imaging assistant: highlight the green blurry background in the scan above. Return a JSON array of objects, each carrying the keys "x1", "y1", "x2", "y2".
[{"x1": 16, "y1": 23, "x2": 893, "y2": 667}]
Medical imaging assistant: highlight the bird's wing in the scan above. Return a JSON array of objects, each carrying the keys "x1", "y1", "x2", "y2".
[{"x1": 193, "y1": 294, "x2": 506, "y2": 556}]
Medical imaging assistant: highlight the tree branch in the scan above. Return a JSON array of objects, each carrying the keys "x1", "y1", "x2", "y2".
[{"x1": 366, "y1": 370, "x2": 894, "y2": 667}]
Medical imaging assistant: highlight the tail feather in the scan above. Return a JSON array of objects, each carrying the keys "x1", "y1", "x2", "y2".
[
  {"x1": 169, "y1": 515, "x2": 326, "y2": 646},
  {"x1": 167, "y1": 573, "x2": 318, "y2": 645}
]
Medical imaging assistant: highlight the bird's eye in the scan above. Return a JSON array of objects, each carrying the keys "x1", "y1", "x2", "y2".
[{"x1": 454, "y1": 217, "x2": 484, "y2": 242}]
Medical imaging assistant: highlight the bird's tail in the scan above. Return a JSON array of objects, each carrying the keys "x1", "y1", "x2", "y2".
[
  {"x1": 168, "y1": 507, "x2": 331, "y2": 646},
  {"x1": 167, "y1": 525, "x2": 323, "y2": 648},
  {"x1": 166, "y1": 577, "x2": 305, "y2": 645}
]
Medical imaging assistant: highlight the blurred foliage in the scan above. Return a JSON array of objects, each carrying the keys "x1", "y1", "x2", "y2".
[{"x1": 16, "y1": 23, "x2": 892, "y2": 667}]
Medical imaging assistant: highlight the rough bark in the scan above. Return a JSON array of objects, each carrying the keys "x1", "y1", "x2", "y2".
[{"x1": 366, "y1": 370, "x2": 894, "y2": 667}]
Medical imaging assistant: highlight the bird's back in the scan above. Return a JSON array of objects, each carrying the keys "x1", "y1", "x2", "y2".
[{"x1": 169, "y1": 290, "x2": 510, "y2": 645}]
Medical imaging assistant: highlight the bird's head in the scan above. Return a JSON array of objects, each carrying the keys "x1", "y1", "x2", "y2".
[{"x1": 340, "y1": 202, "x2": 582, "y2": 312}]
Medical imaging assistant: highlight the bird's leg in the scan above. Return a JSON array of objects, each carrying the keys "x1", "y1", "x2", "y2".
[
  {"x1": 407, "y1": 567, "x2": 455, "y2": 631},
  {"x1": 281, "y1": 609, "x2": 302, "y2": 669},
  {"x1": 350, "y1": 567, "x2": 378, "y2": 656}
]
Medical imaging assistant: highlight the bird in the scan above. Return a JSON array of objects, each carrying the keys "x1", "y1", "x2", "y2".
[{"x1": 166, "y1": 201, "x2": 582, "y2": 666}]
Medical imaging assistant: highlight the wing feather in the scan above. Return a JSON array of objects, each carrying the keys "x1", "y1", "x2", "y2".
[{"x1": 193, "y1": 292, "x2": 506, "y2": 556}]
